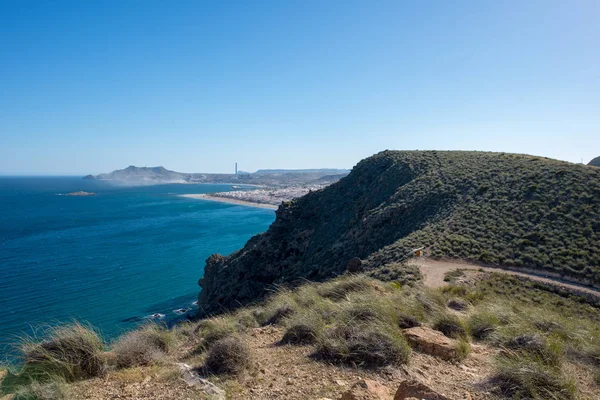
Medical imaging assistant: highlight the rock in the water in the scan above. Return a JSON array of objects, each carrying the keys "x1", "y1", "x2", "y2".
[
  {"x1": 177, "y1": 363, "x2": 225, "y2": 400},
  {"x1": 65, "y1": 191, "x2": 96, "y2": 196},
  {"x1": 403, "y1": 327, "x2": 458, "y2": 360},
  {"x1": 347, "y1": 257, "x2": 363, "y2": 273},
  {"x1": 394, "y1": 379, "x2": 450, "y2": 400},
  {"x1": 341, "y1": 379, "x2": 390, "y2": 400}
]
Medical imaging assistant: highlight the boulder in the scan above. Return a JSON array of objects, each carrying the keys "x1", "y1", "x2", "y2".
[
  {"x1": 341, "y1": 379, "x2": 390, "y2": 400},
  {"x1": 394, "y1": 379, "x2": 450, "y2": 400},
  {"x1": 347, "y1": 257, "x2": 363, "y2": 273},
  {"x1": 177, "y1": 363, "x2": 225, "y2": 400},
  {"x1": 403, "y1": 327, "x2": 457, "y2": 360}
]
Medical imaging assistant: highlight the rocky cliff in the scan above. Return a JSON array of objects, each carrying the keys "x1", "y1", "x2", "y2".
[{"x1": 198, "y1": 150, "x2": 600, "y2": 314}]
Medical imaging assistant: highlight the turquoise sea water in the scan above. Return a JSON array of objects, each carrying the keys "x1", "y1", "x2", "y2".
[{"x1": 0, "y1": 177, "x2": 275, "y2": 356}]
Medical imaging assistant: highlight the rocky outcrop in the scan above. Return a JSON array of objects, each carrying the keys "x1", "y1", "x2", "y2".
[
  {"x1": 402, "y1": 327, "x2": 458, "y2": 360},
  {"x1": 347, "y1": 258, "x2": 363, "y2": 273},
  {"x1": 394, "y1": 379, "x2": 450, "y2": 400},
  {"x1": 589, "y1": 156, "x2": 600, "y2": 167},
  {"x1": 341, "y1": 379, "x2": 390, "y2": 400}
]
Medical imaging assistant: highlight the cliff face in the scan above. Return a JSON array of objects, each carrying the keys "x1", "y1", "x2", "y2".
[{"x1": 198, "y1": 150, "x2": 600, "y2": 314}]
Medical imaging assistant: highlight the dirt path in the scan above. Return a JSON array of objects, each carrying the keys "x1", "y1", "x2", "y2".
[{"x1": 414, "y1": 258, "x2": 600, "y2": 298}]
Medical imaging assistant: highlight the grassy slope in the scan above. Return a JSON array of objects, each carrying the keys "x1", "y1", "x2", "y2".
[
  {"x1": 3, "y1": 271, "x2": 600, "y2": 399},
  {"x1": 200, "y1": 151, "x2": 600, "y2": 313}
]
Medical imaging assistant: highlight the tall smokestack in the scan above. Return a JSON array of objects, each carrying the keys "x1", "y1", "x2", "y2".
[{"x1": 235, "y1": 162, "x2": 238, "y2": 179}]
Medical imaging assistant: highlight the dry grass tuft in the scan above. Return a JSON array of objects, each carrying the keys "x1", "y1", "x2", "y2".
[
  {"x1": 432, "y1": 314, "x2": 468, "y2": 339},
  {"x1": 467, "y1": 311, "x2": 499, "y2": 341},
  {"x1": 491, "y1": 356, "x2": 576, "y2": 400},
  {"x1": 447, "y1": 298, "x2": 468, "y2": 311},
  {"x1": 455, "y1": 338, "x2": 471, "y2": 361},
  {"x1": 19, "y1": 322, "x2": 106, "y2": 382},
  {"x1": 397, "y1": 313, "x2": 421, "y2": 329},
  {"x1": 13, "y1": 380, "x2": 67, "y2": 400},
  {"x1": 280, "y1": 324, "x2": 319, "y2": 345},
  {"x1": 233, "y1": 310, "x2": 259, "y2": 330},
  {"x1": 318, "y1": 275, "x2": 375, "y2": 300},
  {"x1": 314, "y1": 323, "x2": 410, "y2": 368},
  {"x1": 261, "y1": 305, "x2": 296, "y2": 326},
  {"x1": 502, "y1": 334, "x2": 562, "y2": 367},
  {"x1": 193, "y1": 317, "x2": 237, "y2": 353},
  {"x1": 203, "y1": 336, "x2": 252, "y2": 375},
  {"x1": 111, "y1": 324, "x2": 172, "y2": 368}
]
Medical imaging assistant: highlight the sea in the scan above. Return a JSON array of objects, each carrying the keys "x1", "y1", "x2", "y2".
[{"x1": 0, "y1": 177, "x2": 275, "y2": 358}]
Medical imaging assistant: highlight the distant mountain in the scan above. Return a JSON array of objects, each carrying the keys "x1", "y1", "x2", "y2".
[
  {"x1": 84, "y1": 166, "x2": 350, "y2": 187},
  {"x1": 199, "y1": 150, "x2": 600, "y2": 313},
  {"x1": 84, "y1": 166, "x2": 189, "y2": 184},
  {"x1": 589, "y1": 157, "x2": 600, "y2": 167}
]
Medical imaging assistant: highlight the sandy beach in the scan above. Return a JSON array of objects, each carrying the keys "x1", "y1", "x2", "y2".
[{"x1": 179, "y1": 193, "x2": 278, "y2": 210}]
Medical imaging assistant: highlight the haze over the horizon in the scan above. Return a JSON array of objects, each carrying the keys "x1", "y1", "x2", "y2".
[{"x1": 1, "y1": 1, "x2": 599, "y2": 175}]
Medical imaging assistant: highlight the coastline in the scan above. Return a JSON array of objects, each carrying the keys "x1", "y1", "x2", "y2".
[{"x1": 179, "y1": 193, "x2": 278, "y2": 210}]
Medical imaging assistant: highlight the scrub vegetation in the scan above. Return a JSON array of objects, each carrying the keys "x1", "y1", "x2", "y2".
[{"x1": 3, "y1": 269, "x2": 599, "y2": 399}]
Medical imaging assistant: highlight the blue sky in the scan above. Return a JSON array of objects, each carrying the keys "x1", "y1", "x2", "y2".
[{"x1": 1, "y1": 1, "x2": 598, "y2": 174}]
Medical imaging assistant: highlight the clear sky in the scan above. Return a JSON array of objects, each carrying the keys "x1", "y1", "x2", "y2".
[{"x1": 1, "y1": 1, "x2": 599, "y2": 175}]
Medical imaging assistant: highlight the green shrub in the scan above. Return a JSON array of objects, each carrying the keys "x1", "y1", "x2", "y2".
[
  {"x1": 19, "y1": 323, "x2": 106, "y2": 382},
  {"x1": 112, "y1": 324, "x2": 172, "y2": 368},
  {"x1": 204, "y1": 336, "x2": 252, "y2": 375},
  {"x1": 443, "y1": 269, "x2": 466, "y2": 282},
  {"x1": 366, "y1": 262, "x2": 421, "y2": 285}
]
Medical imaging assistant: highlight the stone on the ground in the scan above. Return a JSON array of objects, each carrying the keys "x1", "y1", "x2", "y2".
[
  {"x1": 340, "y1": 378, "x2": 390, "y2": 400},
  {"x1": 393, "y1": 379, "x2": 450, "y2": 400},
  {"x1": 177, "y1": 363, "x2": 225, "y2": 400},
  {"x1": 403, "y1": 327, "x2": 458, "y2": 360}
]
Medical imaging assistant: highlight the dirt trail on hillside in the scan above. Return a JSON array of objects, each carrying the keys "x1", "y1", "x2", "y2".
[{"x1": 415, "y1": 258, "x2": 600, "y2": 298}]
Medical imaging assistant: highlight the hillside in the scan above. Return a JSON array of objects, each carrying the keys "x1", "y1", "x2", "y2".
[
  {"x1": 589, "y1": 156, "x2": 600, "y2": 167},
  {"x1": 199, "y1": 150, "x2": 600, "y2": 314}
]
